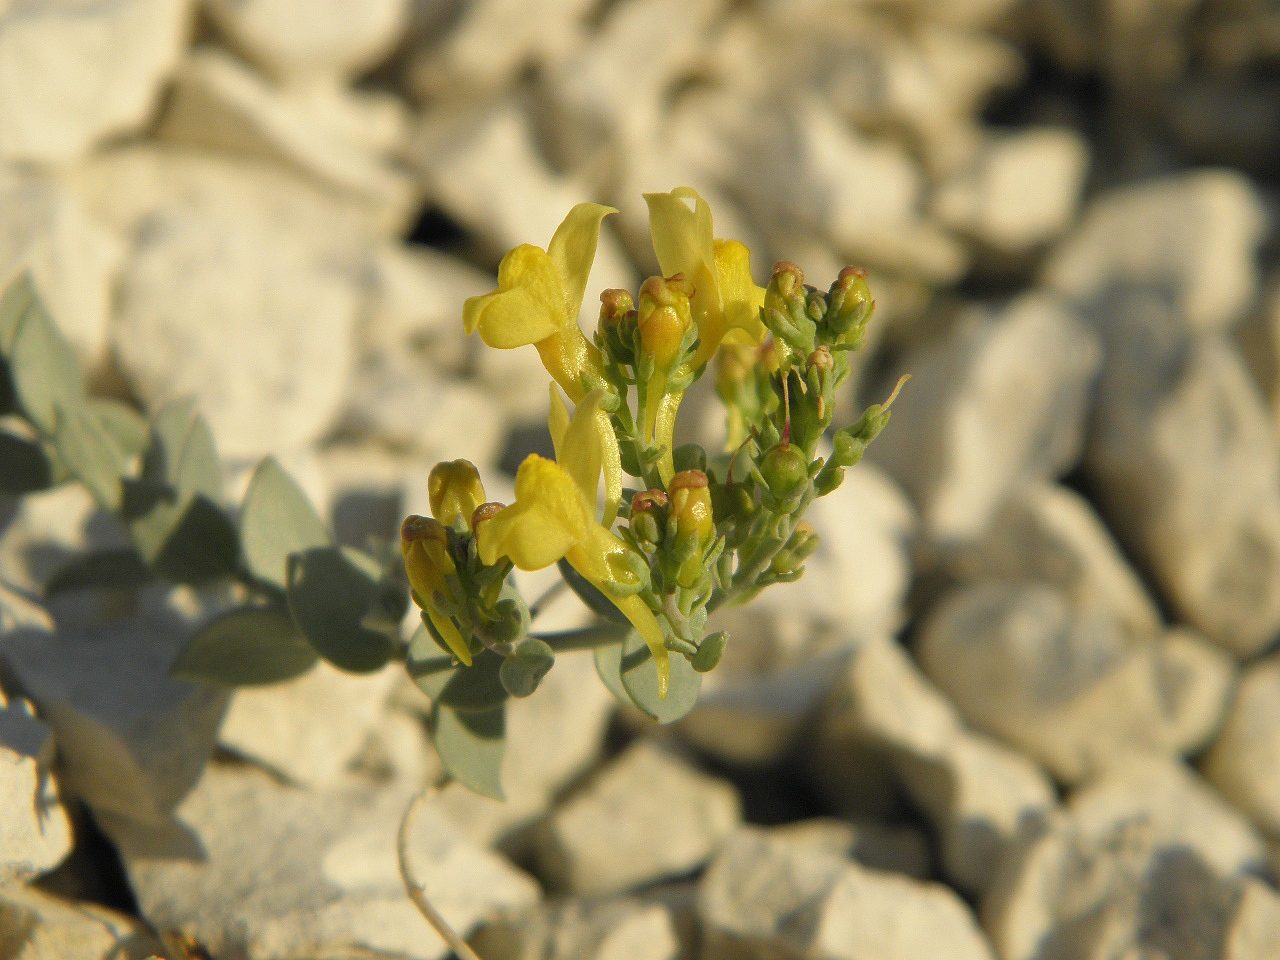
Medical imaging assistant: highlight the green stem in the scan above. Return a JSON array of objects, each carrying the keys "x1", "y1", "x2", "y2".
[{"x1": 532, "y1": 622, "x2": 630, "y2": 652}]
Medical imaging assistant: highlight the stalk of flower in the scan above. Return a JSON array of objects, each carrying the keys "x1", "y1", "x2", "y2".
[
  {"x1": 475, "y1": 389, "x2": 674, "y2": 698},
  {"x1": 462, "y1": 202, "x2": 625, "y2": 525},
  {"x1": 642, "y1": 188, "x2": 768, "y2": 481}
]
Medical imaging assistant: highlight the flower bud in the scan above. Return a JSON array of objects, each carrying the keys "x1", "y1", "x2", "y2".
[
  {"x1": 637, "y1": 274, "x2": 695, "y2": 367},
  {"x1": 767, "y1": 261, "x2": 804, "y2": 302},
  {"x1": 428, "y1": 460, "x2": 486, "y2": 530},
  {"x1": 470, "y1": 501, "x2": 507, "y2": 532},
  {"x1": 771, "y1": 520, "x2": 818, "y2": 574},
  {"x1": 759, "y1": 443, "x2": 809, "y2": 502},
  {"x1": 401, "y1": 514, "x2": 455, "y2": 601},
  {"x1": 630, "y1": 489, "x2": 667, "y2": 546},
  {"x1": 599, "y1": 288, "x2": 634, "y2": 324},
  {"x1": 668, "y1": 469, "x2": 714, "y2": 548},
  {"x1": 826, "y1": 265, "x2": 873, "y2": 337}
]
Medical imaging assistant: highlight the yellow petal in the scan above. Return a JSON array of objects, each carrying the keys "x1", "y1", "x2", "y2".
[
  {"x1": 463, "y1": 244, "x2": 567, "y2": 349},
  {"x1": 427, "y1": 606, "x2": 472, "y2": 666},
  {"x1": 553, "y1": 389, "x2": 605, "y2": 506},
  {"x1": 547, "y1": 382, "x2": 571, "y2": 450},
  {"x1": 714, "y1": 239, "x2": 767, "y2": 343},
  {"x1": 547, "y1": 202, "x2": 618, "y2": 322},
  {"x1": 476, "y1": 455, "x2": 588, "y2": 569},
  {"x1": 607, "y1": 592, "x2": 671, "y2": 700},
  {"x1": 644, "y1": 187, "x2": 719, "y2": 332},
  {"x1": 428, "y1": 459, "x2": 487, "y2": 529}
]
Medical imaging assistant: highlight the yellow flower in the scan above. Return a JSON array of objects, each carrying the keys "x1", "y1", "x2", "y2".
[
  {"x1": 642, "y1": 188, "x2": 768, "y2": 482},
  {"x1": 401, "y1": 514, "x2": 473, "y2": 666},
  {"x1": 463, "y1": 202, "x2": 624, "y2": 525},
  {"x1": 476, "y1": 390, "x2": 673, "y2": 698},
  {"x1": 428, "y1": 459, "x2": 487, "y2": 530},
  {"x1": 643, "y1": 187, "x2": 767, "y2": 368}
]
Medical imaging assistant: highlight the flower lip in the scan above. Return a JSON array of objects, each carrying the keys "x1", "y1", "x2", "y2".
[
  {"x1": 668, "y1": 468, "x2": 710, "y2": 492},
  {"x1": 402, "y1": 514, "x2": 447, "y2": 543}
]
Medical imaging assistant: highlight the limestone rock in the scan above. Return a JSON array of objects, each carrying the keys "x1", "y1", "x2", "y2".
[
  {"x1": 204, "y1": 0, "x2": 409, "y2": 81},
  {"x1": 157, "y1": 49, "x2": 418, "y2": 231},
  {"x1": 0, "y1": 483, "x2": 127, "y2": 597},
  {"x1": 409, "y1": 0, "x2": 597, "y2": 98},
  {"x1": 0, "y1": 170, "x2": 122, "y2": 364},
  {"x1": 1203, "y1": 654, "x2": 1280, "y2": 838},
  {"x1": 0, "y1": 587, "x2": 230, "y2": 828},
  {"x1": 112, "y1": 200, "x2": 361, "y2": 459},
  {"x1": 816, "y1": 636, "x2": 1056, "y2": 895},
  {"x1": 0, "y1": 0, "x2": 190, "y2": 164},
  {"x1": 770, "y1": 817, "x2": 932, "y2": 880},
  {"x1": 111, "y1": 759, "x2": 540, "y2": 960},
  {"x1": 336, "y1": 354, "x2": 506, "y2": 467},
  {"x1": 867, "y1": 293, "x2": 1101, "y2": 543},
  {"x1": 699, "y1": 826, "x2": 995, "y2": 960},
  {"x1": 217, "y1": 662, "x2": 400, "y2": 789},
  {"x1": 918, "y1": 582, "x2": 1235, "y2": 783},
  {"x1": 411, "y1": 105, "x2": 635, "y2": 323},
  {"x1": 474, "y1": 897, "x2": 682, "y2": 960},
  {"x1": 1042, "y1": 169, "x2": 1268, "y2": 334},
  {"x1": 1086, "y1": 304, "x2": 1280, "y2": 657},
  {"x1": 735, "y1": 97, "x2": 970, "y2": 284},
  {"x1": 535, "y1": 741, "x2": 742, "y2": 896},
  {"x1": 931, "y1": 127, "x2": 1089, "y2": 253},
  {"x1": 0, "y1": 884, "x2": 164, "y2": 960},
  {"x1": 0, "y1": 691, "x2": 73, "y2": 885},
  {"x1": 955, "y1": 483, "x2": 1162, "y2": 642},
  {"x1": 986, "y1": 761, "x2": 1270, "y2": 960}
]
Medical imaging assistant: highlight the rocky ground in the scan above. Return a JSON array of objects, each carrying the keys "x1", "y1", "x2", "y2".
[{"x1": 4, "y1": 0, "x2": 1280, "y2": 958}]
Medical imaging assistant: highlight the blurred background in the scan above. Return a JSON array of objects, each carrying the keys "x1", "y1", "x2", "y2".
[{"x1": 6, "y1": 0, "x2": 1280, "y2": 957}]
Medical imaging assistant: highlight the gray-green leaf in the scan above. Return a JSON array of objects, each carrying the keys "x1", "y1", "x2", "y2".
[
  {"x1": 430, "y1": 702, "x2": 506, "y2": 800},
  {"x1": 172, "y1": 604, "x2": 318, "y2": 686},
  {"x1": 286, "y1": 545, "x2": 396, "y2": 673},
  {"x1": 240, "y1": 456, "x2": 330, "y2": 589}
]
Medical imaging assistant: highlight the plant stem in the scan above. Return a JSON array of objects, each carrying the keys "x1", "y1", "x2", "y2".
[
  {"x1": 532, "y1": 622, "x2": 628, "y2": 651},
  {"x1": 398, "y1": 787, "x2": 484, "y2": 960}
]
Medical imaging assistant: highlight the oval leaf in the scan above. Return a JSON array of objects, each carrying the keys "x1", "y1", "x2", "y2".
[
  {"x1": 430, "y1": 702, "x2": 506, "y2": 800},
  {"x1": 8, "y1": 293, "x2": 82, "y2": 434},
  {"x1": 286, "y1": 545, "x2": 396, "y2": 673},
  {"x1": 87, "y1": 399, "x2": 149, "y2": 458},
  {"x1": 152, "y1": 496, "x2": 240, "y2": 585},
  {"x1": 172, "y1": 604, "x2": 318, "y2": 686},
  {"x1": 54, "y1": 406, "x2": 124, "y2": 511},
  {"x1": 500, "y1": 638, "x2": 554, "y2": 698},
  {"x1": 240, "y1": 457, "x2": 330, "y2": 589},
  {"x1": 619, "y1": 630, "x2": 701, "y2": 724}
]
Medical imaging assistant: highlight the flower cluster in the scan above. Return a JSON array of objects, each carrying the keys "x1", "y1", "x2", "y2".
[{"x1": 401, "y1": 189, "x2": 900, "y2": 704}]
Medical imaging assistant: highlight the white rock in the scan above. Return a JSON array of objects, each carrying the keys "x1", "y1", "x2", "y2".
[
  {"x1": 157, "y1": 49, "x2": 418, "y2": 232},
  {"x1": 700, "y1": 826, "x2": 995, "y2": 960},
  {"x1": 111, "y1": 759, "x2": 540, "y2": 960},
  {"x1": 411, "y1": 105, "x2": 635, "y2": 324},
  {"x1": 986, "y1": 760, "x2": 1269, "y2": 960},
  {"x1": 217, "y1": 661, "x2": 400, "y2": 789},
  {"x1": 770, "y1": 817, "x2": 932, "y2": 880},
  {"x1": 360, "y1": 240, "x2": 494, "y2": 365},
  {"x1": 919, "y1": 582, "x2": 1235, "y2": 782},
  {"x1": 931, "y1": 127, "x2": 1089, "y2": 253},
  {"x1": 0, "y1": 170, "x2": 122, "y2": 364},
  {"x1": 112, "y1": 202, "x2": 361, "y2": 459},
  {"x1": 409, "y1": 0, "x2": 597, "y2": 98},
  {"x1": 536, "y1": 741, "x2": 742, "y2": 896},
  {"x1": 541, "y1": 0, "x2": 723, "y2": 170},
  {"x1": 67, "y1": 143, "x2": 388, "y2": 242},
  {"x1": 956, "y1": 483, "x2": 1162, "y2": 642},
  {"x1": 0, "y1": 0, "x2": 190, "y2": 164},
  {"x1": 0, "y1": 884, "x2": 165, "y2": 960},
  {"x1": 0, "y1": 483, "x2": 124, "y2": 595},
  {"x1": 867, "y1": 293, "x2": 1101, "y2": 543},
  {"x1": 0, "y1": 589, "x2": 230, "y2": 827},
  {"x1": 1203, "y1": 654, "x2": 1280, "y2": 838},
  {"x1": 1042, "y1": 169, "x2": 1268, "y2": 333},
  {"x1": 474, "y1": 897, "x2": 681, "y2": 960},
  {"x1": 738, "y1": 97, "x2": 969, "y2": 283},
  {"x1": 0, "y1": 691, "x2": 73, "y2": 885},
  {"x1": 337, "y1": 353, "x2": 507, "y2": 467},
  {"x1": 205, "y1": 0, "x2": 409, "y2": 81},
  {"x1": 1086, "y1": 312, "x2": 1280, "y2": 657},
  {"x1": 816, "y1": 636, "x2": 1056, "y2": 895}
]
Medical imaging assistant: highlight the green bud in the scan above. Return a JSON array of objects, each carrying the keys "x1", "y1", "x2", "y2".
[
  {"x1": 692, "y1": 631, "x2": 728, "y2": 672},
  {"x1": 500, "y1": 638, "x2": 555, "y2": 698},
  {"x1": 759, "y1": 443, "x2": 809, "y2": 502},
  {"x1": 629, "y1": 489, "x2": 667, "y2": 548}
]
